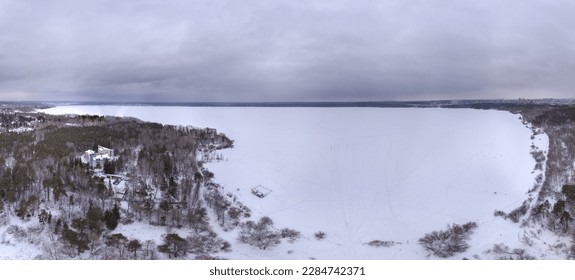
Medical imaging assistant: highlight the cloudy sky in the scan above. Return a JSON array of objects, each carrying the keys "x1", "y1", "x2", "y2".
[{"x1": 0, "y1": 0, "x2": 574, "y2": 102}]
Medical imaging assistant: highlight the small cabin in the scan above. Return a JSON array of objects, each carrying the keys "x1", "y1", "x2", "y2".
[{"x1": 251, "y1": 185, "x2": 271, "y2": 198}]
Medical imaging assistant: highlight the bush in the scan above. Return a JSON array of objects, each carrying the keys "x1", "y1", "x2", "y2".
[
  {"x1": 493, "y1": 210, "x2": 506, "y2": 218},
  {"x1": 490, "y1": 243, "x2": 536, "y2": 260},
  {"x1": 6, "y1": 225, "x2": 28, "y2": 242},
  {"x1": 365, "y1": 240, "x2": 397, "y2": 248},
  {"x1": 507, "y1": 203, "x2": 529, "y2": 223},
  {"x1": 418, "y1": 222, "x2": 478, "y2": 258},
  {"x1": 238, "y1": 216, "x2": 281, "y2": 250},
  {"x1": 280, "y1": 228, "x2": 301, "y2": 243},
  {"x1": 188, "y1": 230, "x2": 231, "y2": 254},
  {"x1": 314, "y1": 231, "x2": 326, "y2": 240}
]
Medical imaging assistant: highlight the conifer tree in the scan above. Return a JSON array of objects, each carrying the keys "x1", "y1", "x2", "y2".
[
  {"x1": 157, "y1": 233, "x2": 188, "y2": 258},
  {"x1": 127, "y1": 239, "x2": 142, "y2": 259}
]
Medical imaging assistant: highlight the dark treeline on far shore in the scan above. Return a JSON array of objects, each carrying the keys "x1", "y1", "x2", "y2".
[{"x1": 4, "y1": 98, "x2": 575, "y2": 109}]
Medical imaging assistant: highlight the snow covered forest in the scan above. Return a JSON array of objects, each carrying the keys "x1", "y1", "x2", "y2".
[
  {"x1": 507, "y1": 106, "x2": 575, "y2": 247},
  {"x1": 0, "y1": 105, "x2": 263, "y2": 259}
]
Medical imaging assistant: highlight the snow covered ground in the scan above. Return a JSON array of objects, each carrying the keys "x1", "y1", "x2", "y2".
[{"x1": 40, "y1": 106, "x2": 556, "y2": 259}]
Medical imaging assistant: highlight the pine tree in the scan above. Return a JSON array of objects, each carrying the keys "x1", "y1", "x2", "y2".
[
  {"x1": 102, "y1": 203, "x2": 121, "y2": 230},
  {"x1": 61, "y1": 227, "x2": 89, "y2": 256},
  {"x1": 112, "y1": 203, "x2": 121, "y2": 220},
  {"x1": 157, "y1": 233, "x2": 188, "y2": 258},
  {"x1": 553, "y1": 200, "x2": 566, "y2": 217},
  {"x1": 86, "y1": 205, "x2": 103, "y2": 235},
  {"x1": 104, "y1": 159, "x2": 115, "y2": 174},
  {"x1": 127, "y1": 239, "x2": 142, "y2": 259},
  {"x1": 562, "y1": 185, "x2": 575, "y2": 201},
  {"x1": 560, "y1": 211, "x2": 573, "y2": 233},
  {"x1": 104, "y1": 210, "x2": 119, "y2": 230}
]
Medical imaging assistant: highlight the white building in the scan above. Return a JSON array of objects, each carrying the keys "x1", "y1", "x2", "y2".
[
  {"x1": 81, "y1": 149, "x2": 95, "y2": 164},
  {"x1": 81, "y1": 145, "x2": 116, "y2": 166},
  {"x1": 97, "y1": 145, "x2": 114, "y2": 157}
]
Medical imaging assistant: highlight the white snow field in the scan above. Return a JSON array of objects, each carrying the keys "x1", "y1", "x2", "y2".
[{"x1": 40, "y1": 106, "x2": 555, "y2": 259}]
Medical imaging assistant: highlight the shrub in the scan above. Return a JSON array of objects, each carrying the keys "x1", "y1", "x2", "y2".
[
  {"x1": 238, "y1": 216, "x2": 281, "y2": 250},
  {"x1": 490, "y1": 243, "x2": 536, "y2": 260},
  {"x1": 6, "y1": 225, "x2": 28, "y2": 242},
  {"x1": 365, "y1": 240, "x2": 397, "y2": 248},
  {"x1": 314, "y1": 231, "x2": 326, "y2": 240},
  {"x1": 507, "y1": 203, "x2": 529, "y2": 223},
  {"x1": 493, "y1": 210, "x2": 506, "y2": 218},
  {"x1": 188, "y1": 230, "x2": 231, "y2": 254},
  {"x1": 280, "y1": 228, "x2": 301, "y2": 243},
  {"x1": 418, "y1": 222, "x2": 477, "y2": 258}
]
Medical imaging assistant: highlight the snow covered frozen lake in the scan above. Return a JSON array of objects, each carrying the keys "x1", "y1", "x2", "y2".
[{"x1": 42, "y1": 106, "x2": 549, "y2": 259}]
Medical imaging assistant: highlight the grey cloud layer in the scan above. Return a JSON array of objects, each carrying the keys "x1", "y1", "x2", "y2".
[{"x1": 1, "y1": 0, "x2": 574, "y2": 102}]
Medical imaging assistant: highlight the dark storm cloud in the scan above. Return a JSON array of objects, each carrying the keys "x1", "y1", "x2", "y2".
[{"x1": 1, "y1": 0, "x2": 575, "y2": 102}]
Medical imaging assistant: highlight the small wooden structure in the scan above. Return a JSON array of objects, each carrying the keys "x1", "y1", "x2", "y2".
[{"x1": 251, "y1": 185, "x2": 272, "y2": 198}]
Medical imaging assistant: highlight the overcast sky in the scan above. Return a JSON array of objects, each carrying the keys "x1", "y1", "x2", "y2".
[{"x1": 1, "y1": 0, "x2": 574, "y2": 102}]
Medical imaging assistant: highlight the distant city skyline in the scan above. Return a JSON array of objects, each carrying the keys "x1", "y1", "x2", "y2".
[{"x1": 1, "y1": 0, "x2": 574, "y2": 102}]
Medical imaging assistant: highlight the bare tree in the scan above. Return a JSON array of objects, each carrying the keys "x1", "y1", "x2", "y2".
[
  {"x1": 419, "y1": 222, "x2": 477, "y2": 258},
  {"x1": 238, "y1": 216, "x2": 281, "y2": 250}
]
